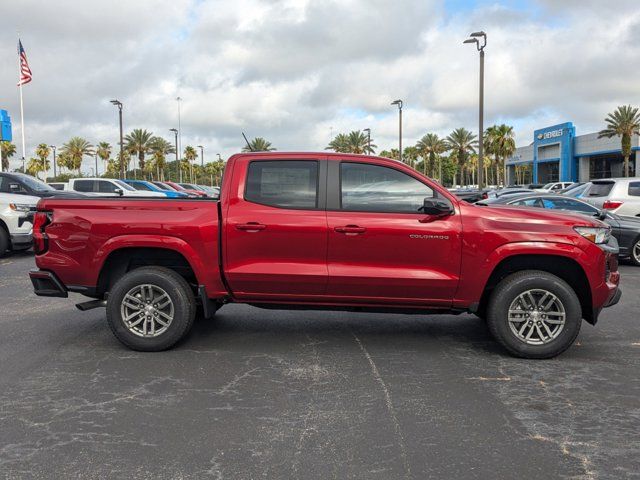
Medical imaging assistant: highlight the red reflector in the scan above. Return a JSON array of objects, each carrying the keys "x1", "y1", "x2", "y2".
[
  {"x1": 603, "y1": 200, "x2": 623, "y2": 210},
  {"x1": 32, "y1": 211, "x2": 51, "y2": 254}
]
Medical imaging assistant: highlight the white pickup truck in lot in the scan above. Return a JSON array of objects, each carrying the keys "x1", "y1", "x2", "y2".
[{"x1": 0, "y1": 192, "x2": 39, "y2": 256}]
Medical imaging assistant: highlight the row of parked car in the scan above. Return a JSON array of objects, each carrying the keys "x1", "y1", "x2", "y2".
[
  {"x1": 0, "y1": 171, "x2": 220, "y2": 256},
  {"x1": 49, "y1": 178, "x2": 220, "y2": 199},
  {"x1": 452, "y1": 178, "x2": 640, "y2": 266}
]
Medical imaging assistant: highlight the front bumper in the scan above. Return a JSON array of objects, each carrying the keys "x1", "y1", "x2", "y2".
[
  {"x1": 604, "y1": 286, "x2": 622, "y2": 308},
  {"x1": 10, "y1": 232, "x2": 33, "y2": 247},
  {"x1": 29, "y1": 269, "x2": 68, "y2": 298}
]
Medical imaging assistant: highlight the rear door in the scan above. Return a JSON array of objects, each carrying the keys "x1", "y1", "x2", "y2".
[
  {"x1": 325, "y1": 159, "x2": 462, "y2": 305},
  {"x1": 224, "y1": 158, "x2": 329, "y2": 299},
  {"x1": 72, "y1": 179, "x2": 96, "y2": 194}
]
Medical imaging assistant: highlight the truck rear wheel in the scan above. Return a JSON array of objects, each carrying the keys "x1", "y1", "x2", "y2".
[
  {"x1": 106, "y1": 266, "x2": 196, "y2": 351},
  {"x1": 486, "y1": 270, "x2": 582, "y2": 359}
]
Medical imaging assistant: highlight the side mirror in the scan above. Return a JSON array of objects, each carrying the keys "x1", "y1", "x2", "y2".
[
  {"x1": 114, "y1": 188, "x2": 124, "y2": 197},
  {"x1": 597, "y1": 210, "x2": 607, "y2": 221},
  {"x1": 421, "y1": 198, "x2": 454, "y2": 216}
]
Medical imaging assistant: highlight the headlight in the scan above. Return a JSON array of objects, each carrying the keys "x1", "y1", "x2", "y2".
[
  {"x1": 9, "y1": 203, "x2": 32, "y2": 213},
  {"x1": 574, "y1": 226, "x2": 610, "y2": 244}
]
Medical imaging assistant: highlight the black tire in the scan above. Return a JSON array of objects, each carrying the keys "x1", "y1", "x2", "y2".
[
  {"x1": 106, "y1": 266, "x2": 196, "y2": 351},
  {"x1": 0, "y1": 228, "x2": 9, "y2": 257},
  {"x1": 629, "y1": 237, "x2": 640, "y2": 267},
  {"x1": 487, "y1": 270, "x2": 582, "y2": 359}
]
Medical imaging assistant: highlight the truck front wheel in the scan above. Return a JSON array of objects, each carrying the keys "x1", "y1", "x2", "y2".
[
  {"x1": 487, "y1": 270, "x2": 582, "y2": 359},
  {"x1": 106, "y1": 266, "x2": 196, "y2": 351}
]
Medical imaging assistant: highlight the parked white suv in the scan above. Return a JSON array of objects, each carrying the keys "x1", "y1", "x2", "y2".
[
  {"x1": 0, "y1": 192, "x2": 39, "y2": 256},
  {"x1": 534, "y1": 182, "x2": 574, "y2": 193},
  {"x1": 67, "y1": 178, "x2": 165, "y2": 197},
  {"x1": 582, "y1": 178, "x2": 640, "y2": 217}
]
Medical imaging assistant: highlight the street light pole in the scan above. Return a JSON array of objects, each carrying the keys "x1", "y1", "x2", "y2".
[
  {"x1": 170, "y1": 128, "x2": 178, "y2": 182},
  {"x1": 49, "y1": 145, "x2": 56, "y2": 179},
  {"x1": 110, "y1": 100, "x2": 124, "y2": 179},
  {"x1": 464, "y1": 31, "x2": 487, "y2": 189},
  {"x1": 391, "y1": 100, "x2": 403, "y2": 163},
  {"x1": 176, "y1": 97, "x2": 182, "y2": 182},
  {"x1": 198, "y1": 145, "x2": 204, "y2": 167},
  {"x1": 363, "y1": 128, "x2": 371, "y2": 155},
  {"x1": 95, "y1": 151, "x2": 98, "y2": 177}
]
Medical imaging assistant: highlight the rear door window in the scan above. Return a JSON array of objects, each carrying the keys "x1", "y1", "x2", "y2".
[
  {"x1": 628, "y1": 182, "x2": 640, "y2": 197},
  {"x1": 245, "y1": 160, "x2": 318, "y2": 209},
  {"x1": 73, "y1": 180, "x2": 95, "y2": 192},
  {"x1": 586, "y1": 182, "x2": 614, "y2": 197}
]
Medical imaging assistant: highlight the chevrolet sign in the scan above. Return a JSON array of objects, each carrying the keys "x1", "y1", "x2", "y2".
[{"x1": 537, "y1": 129, "x2": 563, "y2": 140}]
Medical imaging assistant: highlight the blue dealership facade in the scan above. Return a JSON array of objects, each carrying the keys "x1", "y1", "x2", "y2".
[{"x1": 506, "y1": 122, "x2": 640, "y2": 184}]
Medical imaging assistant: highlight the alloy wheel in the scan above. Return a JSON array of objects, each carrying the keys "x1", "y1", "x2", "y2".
[
  {"x1": 507, "y1": 289, "x2": 566, "y2": 345},
  {"x1": 120, "y1": 284, "x2": 174, "y2": 338}
]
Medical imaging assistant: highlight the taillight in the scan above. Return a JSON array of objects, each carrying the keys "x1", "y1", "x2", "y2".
[
  {"x1": 32, "y1": 211, "x2": 51, "y2": 254},
  {"x1": 603, "y1": 200, "x2": 623, "y2": 210}
]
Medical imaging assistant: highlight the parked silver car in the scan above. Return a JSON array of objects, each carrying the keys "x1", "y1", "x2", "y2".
[{"x1": 582, "y1": 178, "x2": 640, "y2": 217}]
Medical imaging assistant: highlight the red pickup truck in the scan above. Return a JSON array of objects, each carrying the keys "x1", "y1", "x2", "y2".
[{"x1": 30, "y1": 152, "x2": 621, "y2": 358}]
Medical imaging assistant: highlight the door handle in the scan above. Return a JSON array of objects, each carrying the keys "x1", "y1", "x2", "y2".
[
  {"x1": 236, "y1": 222, "x2": 266, "y2": 232},
  {"x1": 334, "y1": 225, "x2": 366, "y2": 234}
]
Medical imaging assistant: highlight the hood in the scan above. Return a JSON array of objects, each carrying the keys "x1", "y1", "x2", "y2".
[
  {"x1": 0, "y1": 192, "x2": 40, "y2": 206},
  {"x1": 468, "y1": 203, "x2": 605, "y2": 230}
]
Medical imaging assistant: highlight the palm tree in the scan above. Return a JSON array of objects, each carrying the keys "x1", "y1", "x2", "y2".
[
  {"x1": 183, "y1": 146, "x2": 198, "y2": 182},
  {"x1": 61, "y1": 137, "x2": 94, "y2": 174},
  {"x1": 148, "y1": 137, "x2": 175, "y2": 181},
  {"x1": 1, "y1": 141, "x2": 16, "y2": 172},
  {"x1": 124, "y1": 128, "x2": 154, "y2": 171},
  {"x1": 403, "y1": 146, "x2": 419, "y2": 169},
  {"x1": 35, "y1": 144, "x2": 51, "y2": 179},
  {"x1": 379, "y1": 148, "x2": 399, "y2": 160},
  {"x1": 326, "y1": 133, "x2": 350, "y2": 153},
  {"x1": 416, "y1": 133, "x2": 447, "y2": 179},
  {"x1": 205, "y1": 160, "x2": 226, "y2": 186},
  {"x1": 347, "y1": 130, "x2": 376, "y2": 154},
  {"x1": 446, "y1": 128, "x2": 478, "y2": 187},
  {"x1": 487, "y1": 124, "x2": 516, "y2": 186},
  {"x1": 26, "y1": 157, "x2": 50, "y2": 180},
  {"x1": 96, "y1": 142, "x2": 112, "y2": 176},
  {"x1": 243, "y1": 137, "x2": 276, "y2": 152},
  {"x1": 598, "y1": 105, "x2": 640, "y2": 177}
]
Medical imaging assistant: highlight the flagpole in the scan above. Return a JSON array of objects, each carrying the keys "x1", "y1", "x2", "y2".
[
  {"x1": 19, "y1": 83, "x2": 26, "y2": 172},
  {"x1": 18, "y1": 41, "x2": 26, "y2": 172}
]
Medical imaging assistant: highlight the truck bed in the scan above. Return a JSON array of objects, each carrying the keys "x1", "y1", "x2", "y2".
[{"x1": 34, "y1": 197, "x2": 226, "y2": 298}]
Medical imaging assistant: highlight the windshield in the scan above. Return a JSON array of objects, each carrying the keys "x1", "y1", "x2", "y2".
[
  {"x1": 114, "y1": 180, "x2": 136, "y2": 191},
  {"x1": 542, "y1": 183, "x2": 554, "y2": 189},
  {"x1": 17, "y1": 174, "x2": 55, "y2": 191}
]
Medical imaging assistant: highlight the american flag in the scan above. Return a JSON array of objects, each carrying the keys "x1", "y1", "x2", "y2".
[{"x1": 17, "y1": 40, "x2": 32, "y2": 86}]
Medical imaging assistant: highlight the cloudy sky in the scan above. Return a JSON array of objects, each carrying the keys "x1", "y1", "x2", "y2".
[{"x1": 0, "y1": 0, "x2": 639, "y2": 173}]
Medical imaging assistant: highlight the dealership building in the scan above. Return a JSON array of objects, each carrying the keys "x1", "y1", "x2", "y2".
[{"x1": 506, "y1": 122, "x2": 640, "y2": 184}]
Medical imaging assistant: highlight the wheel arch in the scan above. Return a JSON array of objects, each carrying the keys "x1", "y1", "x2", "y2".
[
  {"x1": 96, "y1": 246, "x2": 198, "y2": 297},
  {"x1": 477, "y1": 254, "x2": 594, "y2": 324}
]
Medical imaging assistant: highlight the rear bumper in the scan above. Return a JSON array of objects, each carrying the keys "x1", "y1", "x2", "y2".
[{"x1": 29, "y1": 269, "x2": 68, "y2": 298}]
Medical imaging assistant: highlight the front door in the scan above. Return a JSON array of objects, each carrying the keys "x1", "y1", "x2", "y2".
[
  {"x1": 326, "y1": 160, "x2": 462, "y2": 306},
  {"x1": 225, "y1": 158, "x2": 329, "y2": 299}
]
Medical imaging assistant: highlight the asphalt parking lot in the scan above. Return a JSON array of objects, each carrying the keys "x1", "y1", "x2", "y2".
[{"x1": 1, "y1": 252, "x2": 639, "y2": 480}]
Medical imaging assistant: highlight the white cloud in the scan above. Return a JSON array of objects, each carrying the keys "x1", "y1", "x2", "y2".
[{"x1": 0, "y1": 0, "x2": 639, "y2": 172}]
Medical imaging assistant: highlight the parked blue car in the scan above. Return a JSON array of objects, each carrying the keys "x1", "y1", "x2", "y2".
[{"x1": 123, "y1": 180, "x2": 189, "y2": 198}]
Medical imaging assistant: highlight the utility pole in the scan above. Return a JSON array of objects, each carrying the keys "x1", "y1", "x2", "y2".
[
  {"x1": 110, "y1": 100, "x2": 124, "y2": 179},
  {"x1": 363, "y1": 128, "x2": 371, "y2": 154},
  {"x1": 49, "y1": 145, "x2": 56, "y2": 178},
  {"x1": 170, "y1": 128, "x2": 179, "y2": 182},
  {"x1": 464, "y1": 31, "x2": 487, "y2": 189},
  {"x1": 391, "y1": 100, "x2": 403, "y2": 163}
]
